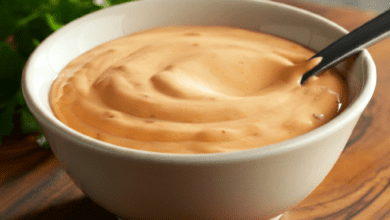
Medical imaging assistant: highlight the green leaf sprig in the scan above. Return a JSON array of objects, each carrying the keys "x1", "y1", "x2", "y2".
[{"x1": 0, "y1": 0, "x2": 134, "y2": 147}]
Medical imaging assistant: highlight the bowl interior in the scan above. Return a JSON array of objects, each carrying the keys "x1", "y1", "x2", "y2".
[{"x1": 22, "y1": 0, "x2": 376, "y2": 158}]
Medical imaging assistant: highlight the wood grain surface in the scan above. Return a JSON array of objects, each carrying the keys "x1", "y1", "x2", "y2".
[{"x1": 1, "y1": 1, "x2": 389, "y2": 219}]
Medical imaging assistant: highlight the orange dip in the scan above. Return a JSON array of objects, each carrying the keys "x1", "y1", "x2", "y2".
[{"x1": 49, "y1": 26, "x2": 348, "y2": 154}]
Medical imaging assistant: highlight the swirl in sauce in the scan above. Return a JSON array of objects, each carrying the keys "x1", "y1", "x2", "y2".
[{"x1": 50, "y1": 26, "x2": 349, "y2": 154}]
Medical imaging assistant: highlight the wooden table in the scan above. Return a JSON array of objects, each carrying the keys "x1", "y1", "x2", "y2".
[{"x1": 1, "y1": 1, "x2": 389, "y2": 219}]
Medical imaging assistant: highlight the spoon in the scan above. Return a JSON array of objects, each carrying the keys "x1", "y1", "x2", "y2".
[{"x1": 300, "y1": 8, "x2": 390, "y2": 84}]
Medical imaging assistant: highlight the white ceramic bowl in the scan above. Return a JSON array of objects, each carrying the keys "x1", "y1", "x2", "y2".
[{"x1": 22, "y1": 0, "x2": 376, "y2": 219}]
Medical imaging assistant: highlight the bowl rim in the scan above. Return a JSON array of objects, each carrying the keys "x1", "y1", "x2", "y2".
[{"x1": 22, "y1": 0, "x2": 377, "y2": 164}]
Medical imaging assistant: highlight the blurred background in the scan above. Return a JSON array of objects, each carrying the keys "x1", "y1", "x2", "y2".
[
  {"x1": 0, "y1": 0, "x2": 135, "y2": 146},
  {"x1": 292, "y1": 0, "x2": 389, "y2": 12}
]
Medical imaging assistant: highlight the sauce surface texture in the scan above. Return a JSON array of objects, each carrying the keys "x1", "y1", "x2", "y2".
[{"x1": 50, "y1": 26, "x2": 348, "y2": 154}]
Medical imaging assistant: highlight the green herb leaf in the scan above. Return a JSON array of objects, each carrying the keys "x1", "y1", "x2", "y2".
[
  {"x1": 0, "y1": 0, "x2": 136, "y2": 148},
  {"x1": 51, "y1": 0, "x2": 102, "y2": 25},
  {"x1": 0, "y1": 41, "x2": 25, "y2": 101},
  {"x1": 27, "y1": 16, "x2": 54, "y2": 42},
  {"x1": 45, "y1": 13, "x2": 64, "y2": 31},
  {"x1": 20, "y1": 107, "x2": 41, "y2": 134},
  {"x1": 106, "y1": 0, "x2": 134, "y2": 6}
]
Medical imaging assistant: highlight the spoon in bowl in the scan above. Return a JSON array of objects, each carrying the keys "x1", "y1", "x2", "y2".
[{"x1": 300, "y1": 8, "x2": 390, "y2": 84}]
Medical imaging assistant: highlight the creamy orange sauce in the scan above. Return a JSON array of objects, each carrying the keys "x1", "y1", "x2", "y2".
[{"x1": 50, "y1": 26, "x2": 348, "y2": 154}]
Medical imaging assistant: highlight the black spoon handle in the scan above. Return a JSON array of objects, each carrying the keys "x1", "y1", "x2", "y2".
[{"x1": 300, "y1": 8, "x2": 390, "y2": 84}]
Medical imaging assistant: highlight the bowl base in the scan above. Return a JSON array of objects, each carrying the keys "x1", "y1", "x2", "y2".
[{"x1": 117, "y1": 214, "x2": 283, "y2": 220}]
